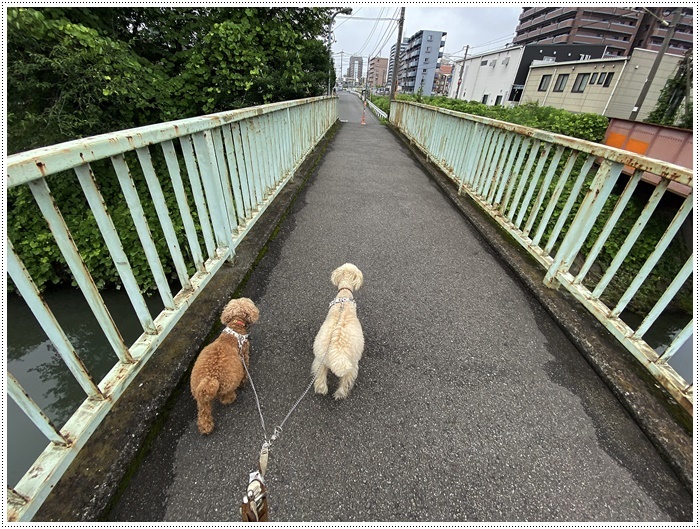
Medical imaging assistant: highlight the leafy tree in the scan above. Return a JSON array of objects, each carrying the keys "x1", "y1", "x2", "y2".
[
  {"x1": 7, "y1": 6, "x2": 337, "y2": 293},
  {"x1": 7, "y1": 8, "x2": 168, "y2": 153},
  {"x1": 7, "y1": 7, "x2": 336, "y2": 153}
]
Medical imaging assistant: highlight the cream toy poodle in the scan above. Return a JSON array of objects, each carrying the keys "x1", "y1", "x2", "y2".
[
  {"x1": 190, "y1": 297, "x2": 259, "y2": 434},
  {"x1": 312, "y1": 263, "x2": 364, "y2": 400}
]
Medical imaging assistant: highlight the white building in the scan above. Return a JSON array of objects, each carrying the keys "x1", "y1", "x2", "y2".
[
  {"x1": 448, "y1": 43, "x2": 608, "y2": 106},
  {"x1": 449, "y1": 46, "x2": 524, "y2": 105}
]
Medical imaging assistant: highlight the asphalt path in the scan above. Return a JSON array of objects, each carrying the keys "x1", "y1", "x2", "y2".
[{"x1": 109, "y1": 92, "x2": 691, "y2": 522}]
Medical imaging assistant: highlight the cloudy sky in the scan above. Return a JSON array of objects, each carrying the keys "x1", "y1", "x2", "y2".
[{"x1": 331, "y1": 5, "x2": 523, "y2": 77}]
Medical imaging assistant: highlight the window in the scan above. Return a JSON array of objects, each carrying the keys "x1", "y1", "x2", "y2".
[
  {"x1": 481, "y1": 94, "x2": 489, "y2": 104},
  {"x1": 426, "y1": 47, "x2": 432, "y2": 53},
  {"x1": 424, "y1": 58, "x2": 430, "y2": 63},
  {"x1": 597, "y1": 73, "x2": 606, "y2": 85},
  {"x1": 571, "y1": 73, "x2": 590, "y2": 93},
  {"x1": 538, "y1": 74, "x2": 552, "y2": 92},
  {"x1": 480, "y1": 60, "x2": 488, "y2": 66},
  {"x1": 495, "y1": 95, "x2": 503, "y2": 106},
  {"x1": 603, "y1": 72, "x2": 614, "y2": 87},
  {"x1": 427, "y1": 34, "x2": 433, "y2": 42},
  {"x1": 553, "y1": 73, "x2": 569, "y2": 92},
  {"x1": 589, "y1": 72, "x2": 599, "y2": 84}
]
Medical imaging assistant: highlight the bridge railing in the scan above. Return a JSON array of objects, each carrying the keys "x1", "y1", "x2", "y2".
[
  {"x1": 391, "y1": 100, "x2": 693, "y2": 415},
  {"x1": 6, "y1": 96, "x2": 337, "y2": 521}
]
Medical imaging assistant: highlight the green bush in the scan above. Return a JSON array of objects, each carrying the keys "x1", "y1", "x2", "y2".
[{"x1": 388, "y1": 95, "x2": 609, "y2": 142}]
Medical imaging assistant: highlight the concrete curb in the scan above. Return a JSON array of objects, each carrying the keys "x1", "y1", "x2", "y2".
[
  {"x1": 387, "y1": 122, "x2": 693, "y2": 493},
  {"x1": 33, "y1": 121, "x2": 340, "y2": 522}
]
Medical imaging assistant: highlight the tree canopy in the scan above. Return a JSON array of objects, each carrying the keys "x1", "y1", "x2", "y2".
[{"x1": 7, "y1": 7, "x2": 336, "y2": 154}]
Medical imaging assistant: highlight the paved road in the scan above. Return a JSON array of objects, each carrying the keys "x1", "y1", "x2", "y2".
[{"x1": 109, "y1": 92, "x2": 691, "y2": 522}]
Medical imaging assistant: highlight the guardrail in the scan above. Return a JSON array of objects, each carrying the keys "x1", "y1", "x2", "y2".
[
  {"x1": 391, "y1": 100, "x2": 693, "y2": 415},
  {"x1": 6, "y1": 96, "x2": 337, "y2": 521},
  {"x1": 349, "y1": 89, "x2": 388, "y2": 120}
]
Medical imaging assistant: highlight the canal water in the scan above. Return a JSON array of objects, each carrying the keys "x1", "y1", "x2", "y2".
[
  {"x1": 6, "y1": 288, "x2": 164, "y2": 487},
  {"x1": 5, "y1": 289, "x2": 693, "y2": 487}
]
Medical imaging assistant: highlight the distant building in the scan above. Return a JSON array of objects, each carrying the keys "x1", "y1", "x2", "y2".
[
  {"x1": 434, "y1": 62, "x2": 453, "y2": 95},
  {"x1": 347, "y1": 56, "x2": 363, "y2": 83},
  {"x1": 448, "y1": 43, "x2": 607, "y2": 105},
  {"x1": 513, "y1": 7, "x2": 693, "y2": 57},
  {"x1": 520, "y1": 47, "x2": 689, "y2": 120},
  {"x1": 388, "y1": 38, "x2": 409, "y2": 89},
  {"x1": 367, "y1": 57, "x2": 388, "y2": 88},
  {"x1": 402, "y1": 29, "x2": 447, "y2": 95}
]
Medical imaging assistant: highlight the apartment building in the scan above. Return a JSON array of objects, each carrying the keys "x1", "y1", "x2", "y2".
[
  {"x1": 520, "y1": 48, "x2": 687, "y2": 120},
  {"x1": 448, "y1": 43, "x2": 606, "y2": 105},
  {"x1": 434, "y1": 63, "x2": 453, "y2": 96},
  {"x1": 347, "y1": 56, "x2": 363, "y2": 83},
  {"x1": 388, "y1": 38, "x2": 409, "y2": 89},
  {"x1": 367, "y1": 57, "x2": 388, "y2": 88},
  {"x1": 513, "y1": 7, "x2": 693, "y2": 57},
  {"x1": 402, "y1": 29, "x2": 447, "y2": 95}
]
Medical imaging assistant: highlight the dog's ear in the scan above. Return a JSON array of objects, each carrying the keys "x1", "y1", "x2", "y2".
[{"x1": 239, "y1": 298, "x2": 260, "y2": 324}]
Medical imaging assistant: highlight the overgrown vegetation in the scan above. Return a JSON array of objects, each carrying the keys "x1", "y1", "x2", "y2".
[
  {"x1": 372, "y1": 95, "x2": 610, "y2": 142},
  {"x1": 8, "y1": 7, "x2": 335, "y2": 153},
  {"x1": 8, "y1": 7, "x2": 337, "y2": 293},
  {"x1": 645, "y1": 50, "x2": 693, "y2": 130}
]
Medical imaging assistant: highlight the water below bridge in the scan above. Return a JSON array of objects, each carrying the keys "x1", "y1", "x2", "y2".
[{"x1": 36, "y1": 92, "x2": 694, "y2": 521}]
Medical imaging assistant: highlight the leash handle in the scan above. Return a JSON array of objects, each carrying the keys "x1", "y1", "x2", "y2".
[{"x1": 240, "y1": 471, "x2": 269, "y2": 522}]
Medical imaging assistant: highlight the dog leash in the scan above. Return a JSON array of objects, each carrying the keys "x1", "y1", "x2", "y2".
[{"x1": 237, "y1": 297, "x2": 354, "y2": 522}]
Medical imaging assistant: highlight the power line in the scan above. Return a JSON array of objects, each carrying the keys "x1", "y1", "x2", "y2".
[
  {"x1": 351, "y1": 7, "x2": 385, "y2": 57},
  {"x1": 334, "y1": 6, "x2": 362, "y2": 30},
  {"x1": 337, "y1": 16, "x2": 398, "y2": 21},
  {"x1": 368, "y1": 7, "x2": 399, "y2": 59}
]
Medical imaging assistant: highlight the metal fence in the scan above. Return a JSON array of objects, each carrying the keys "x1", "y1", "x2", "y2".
[
  {"x1": 6, "y1": 96, "x2": 337, "y2": 521},
  {"x1": 391, "y1": 100, "x2": 693, "y2": 415}
]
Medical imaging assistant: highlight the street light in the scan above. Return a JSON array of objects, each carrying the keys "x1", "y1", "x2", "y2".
[{"x1": 327, "y1": 7, "x2": 353, "y2": 96}]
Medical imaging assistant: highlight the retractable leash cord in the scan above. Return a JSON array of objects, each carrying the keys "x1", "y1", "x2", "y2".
[{"x1": 237, "y1": 297, "x2": 355, "y2": 522}]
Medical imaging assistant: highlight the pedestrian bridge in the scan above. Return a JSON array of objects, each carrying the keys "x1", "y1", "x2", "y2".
[{"x1": 6, "y1": 92, "x2": 693, "y2": 521}]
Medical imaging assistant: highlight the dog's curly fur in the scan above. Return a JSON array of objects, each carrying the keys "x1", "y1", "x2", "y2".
[
  {"x1": 312, "y1": 263, "x2": 365, "y2": 400},
  {"x1": 190, "y1": 298, "x2": 260, "y2": 434}
]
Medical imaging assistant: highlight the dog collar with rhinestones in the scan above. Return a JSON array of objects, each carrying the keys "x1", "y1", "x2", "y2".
[
  {"x1": 222, "y1": 327, "x2": 249, "y2": 344},
  {"x1": 328, "y1": 297, "x2": 356, "y2": 309}
]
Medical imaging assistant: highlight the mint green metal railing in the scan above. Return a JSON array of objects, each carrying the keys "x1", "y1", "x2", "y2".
[
  {"x1": 6, "y1": 96, "x2": 337, "y2": 521},
  {"x1": 391, "y1": 100, "x2": 693, "y2": 415}
]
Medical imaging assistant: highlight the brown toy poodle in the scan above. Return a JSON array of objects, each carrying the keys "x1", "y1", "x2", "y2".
[{"x1": 190, "y1": 297, "x2": 260, "y2": 434}]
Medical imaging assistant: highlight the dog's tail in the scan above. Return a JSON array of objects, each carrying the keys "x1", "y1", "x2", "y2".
[
  {"x1": 328, "y1": 353, "x2": 356, "y2": 378},
  {"x1": 193, "y1": 376, "x2": 220, "y2": 401}
]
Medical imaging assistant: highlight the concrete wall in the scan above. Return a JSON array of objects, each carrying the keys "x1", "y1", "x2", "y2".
[{"x1": 605, "y1": 48, "x2": 684, "y2": 119}]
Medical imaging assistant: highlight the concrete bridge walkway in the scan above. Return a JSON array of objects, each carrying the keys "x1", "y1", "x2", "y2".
[{"x1": 108, "y1": 92, "x2": 691, "y2": 522}]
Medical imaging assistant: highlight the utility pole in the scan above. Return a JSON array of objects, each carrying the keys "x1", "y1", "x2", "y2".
[
  {"x1": 340, "y1": 50, "x2": 344, "y2": 87},
  {"x1": 455, "y1": 45, "x2": 469, "y2": 99},
  {"x1": 367, "y1": 55, "x2": 372, "y2": 97},
  {"x1": 629, "y1": 7, "x2": 683, "y2": 121},
  {"x1": 388, "y1": 6, "x2": 406, "y2": 117}
]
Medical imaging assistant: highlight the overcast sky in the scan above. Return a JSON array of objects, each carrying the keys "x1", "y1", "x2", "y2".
[{"x1": 331, "y1": 5, "x2": 524, "y2": 76}]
